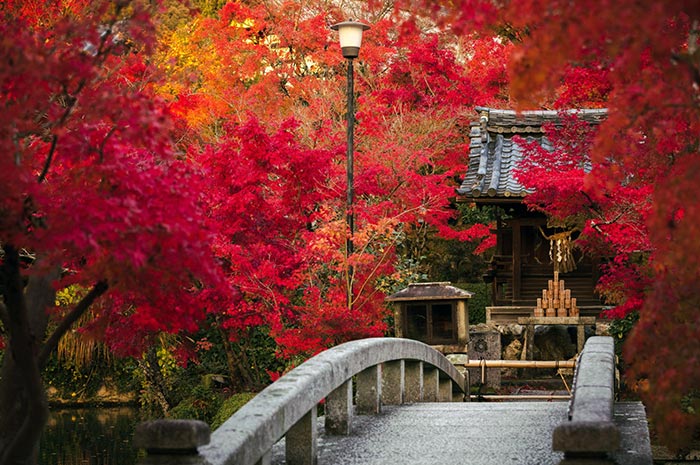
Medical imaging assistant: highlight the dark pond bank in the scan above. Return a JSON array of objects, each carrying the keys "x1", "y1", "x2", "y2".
[{"x1": 40, "y1": 407, "x2": 142, "y2": 465}]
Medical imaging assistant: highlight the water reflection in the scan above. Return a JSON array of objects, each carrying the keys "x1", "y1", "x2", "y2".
[{"x1": 40, "y1": 407, "x2": 142, "y2": 465}]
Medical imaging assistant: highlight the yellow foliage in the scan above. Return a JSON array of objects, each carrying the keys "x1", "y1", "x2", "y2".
[
  {"x1": 55, "y1": 285, "x2": 85, "y2": 307},
  {"x1": 55, "y1": 285, "x2": 110, "y2": 369},
  {"x1": 154, "y1": 17, "x2": 205, "y2": 98}
]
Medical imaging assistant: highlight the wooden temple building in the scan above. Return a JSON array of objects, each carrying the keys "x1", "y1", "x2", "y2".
[{"x1": 456, "y1": 107, "x2": 608, "y2": 324}]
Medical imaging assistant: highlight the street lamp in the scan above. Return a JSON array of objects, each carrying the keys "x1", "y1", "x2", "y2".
[{"x1": 331, "y1": 19, "x2": 370, "y2": 311}]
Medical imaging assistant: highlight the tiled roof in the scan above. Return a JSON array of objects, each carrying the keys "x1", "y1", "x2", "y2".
[{"x1": 457, "y1": 107, "x2": 607, "y2": 201}]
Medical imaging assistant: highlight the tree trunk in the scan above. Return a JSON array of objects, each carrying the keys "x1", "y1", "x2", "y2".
[
  {"x1": 0, "y1": 246, "x2": 104, "y2": 465},
  {"x1": 219, "y1": 327, "x2": 247, "y2": 390},
  {"x1": 0, "y1": 356, "x2": 48, "y2": 465},
  {"x1": 138, "y1": 346, "x2": 171, "y2": 416},
  {"x1": 0, "y1": 246, "x2": 54, "y2": 465}
]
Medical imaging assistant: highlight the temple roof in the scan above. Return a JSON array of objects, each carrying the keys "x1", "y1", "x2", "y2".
[{"x1": 456, "y1": 107, "x2": 607, "y2": 202}]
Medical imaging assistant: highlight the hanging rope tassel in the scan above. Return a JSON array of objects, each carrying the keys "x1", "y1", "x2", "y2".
[{"x1": 541, "y1": 228, "x2": 577, "y2": 273}]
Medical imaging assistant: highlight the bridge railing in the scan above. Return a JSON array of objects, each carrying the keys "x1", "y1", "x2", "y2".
[
  {"x1": 134, "y1": 337, "x2": 467, "y2": 465},
  {"x1": 552, "y1": 335, "x2": 620, "y2": 460}
]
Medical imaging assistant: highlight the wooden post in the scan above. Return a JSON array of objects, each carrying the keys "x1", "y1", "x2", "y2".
[{"x1": 513, "y1": 221, "x2": 522, "y2": 300}]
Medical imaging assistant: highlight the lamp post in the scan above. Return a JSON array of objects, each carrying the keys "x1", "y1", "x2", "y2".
[{"x1": 331, "y1": 19, "x2": 370, "y2": 311}]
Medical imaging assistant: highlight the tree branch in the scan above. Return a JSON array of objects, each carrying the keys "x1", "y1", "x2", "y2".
[
  {"x1": 589, "y1": 206, "x2": 635, "y2": 235},
  {"x1": 38, "y1": 280, "x2": 109, "y2": 369},
  {"x1": 580, "y1": 190, "x2": 602, "y2": 215},
  {"x1": 37, "y1": 134, "x2": 58, "y2": 183},
  {"x1": 98, "y1": 126, "x2": 117, "y2": 163}
]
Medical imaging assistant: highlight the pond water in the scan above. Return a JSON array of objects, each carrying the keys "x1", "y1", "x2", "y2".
[{"x1": 40, "y1": 407, "x2": 143, "y2": 465}]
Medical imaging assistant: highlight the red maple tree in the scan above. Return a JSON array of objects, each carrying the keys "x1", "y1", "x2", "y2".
[
  {"x1": 0, "y1": 2, "x2": 223, "y2": 462},
  {"x1": 158, "y1": 1, "x2": 509, "y2": 363}
]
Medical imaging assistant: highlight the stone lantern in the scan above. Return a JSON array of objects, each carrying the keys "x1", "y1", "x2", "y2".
[{"x1": 386, "y1": 282, "x2": 472, "y2": 354}]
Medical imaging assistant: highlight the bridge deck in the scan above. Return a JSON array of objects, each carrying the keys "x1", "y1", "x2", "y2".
[{"x1": 270, "y1": 401, "x2": 651, "y2": 465}]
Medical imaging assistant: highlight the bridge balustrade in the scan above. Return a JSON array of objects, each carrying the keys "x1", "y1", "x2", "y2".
[{"x1": 553, "y1": 336, "x2": 621, "y2": 462}]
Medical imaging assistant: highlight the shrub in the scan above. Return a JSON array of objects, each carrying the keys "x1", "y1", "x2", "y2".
[
  {"x1": 210, "y1": 392, "x2": 257, "y2": 430},
  {"x1": 169, "y1": 384, "x2": 223, "y2": 423},
  {"x1": 457, "y1": 282, "x2": 490, "y2": 324}
]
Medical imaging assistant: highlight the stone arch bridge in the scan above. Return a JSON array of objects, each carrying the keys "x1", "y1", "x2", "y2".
[{"x1": 135, "y1": 336, "x2": 651, "y2": 465}]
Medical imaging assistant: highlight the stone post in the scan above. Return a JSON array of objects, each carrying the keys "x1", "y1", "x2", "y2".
[
  {"x1": 286, "y1": 409, "x2": 318, "y2": 465},
  {"x1": 423, "y1": 367, "x2": 439, "y2": 402},
  {"x1": 356, "y1": 365, "x2": 381, "y2": 414},
  {"x1": 461, "y1": 369, "x2": 470, "y2": 402},
  {"x1": 438, "y1": 378, "x2": 453, "y2": 402},
  {"x1": 326, "y1": 379, "x2": 353, "y2": 435},
  {"x1": 404, "y1": 361, "x2": 423, "y2": 403},
  {"x1": 382, "y1": 360, "x2": 404, "y2": 405},
  {"x1": 133, "y1": 419, "x2": 210, "y2": 465},
  {"x1": 468, "y1": 327, "x2": 501, "y2": 389}
]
